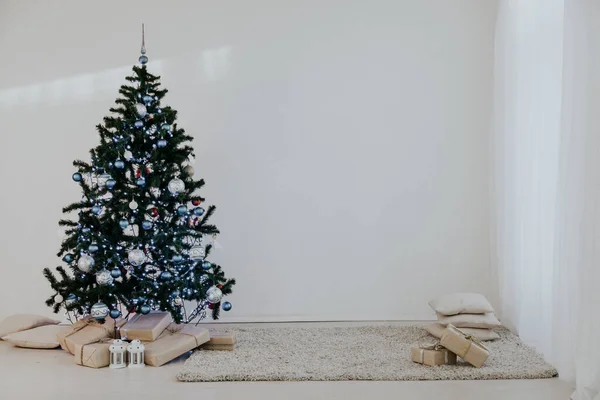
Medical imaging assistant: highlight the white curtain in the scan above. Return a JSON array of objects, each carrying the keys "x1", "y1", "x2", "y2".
[{"x1": 493, "y1": 0, "x2": 600, "y2": 398}]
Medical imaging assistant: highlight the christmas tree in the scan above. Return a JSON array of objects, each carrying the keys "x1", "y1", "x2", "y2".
[{"x1": 43, "y1": 27, "x2": 235, "y2": 324}]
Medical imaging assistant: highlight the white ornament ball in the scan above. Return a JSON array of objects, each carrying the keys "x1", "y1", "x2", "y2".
[
  {"x1": 54, "y1": 294, "x2": 64, "y2": 304},
  {"x1": 189, "y1": 246, "x2": 205, "y2": 260},
  {"x1": 129, "y1": 200, "x2": 139, "y2": 210},
  {"x1": 206, "y1": 286, "x2": 223, "y2": 304},
  {"x1": 91, "y1": 302, "x2": 109, "y2": 321},
  {"x1": 183, "y1": 165, "x2": 194, "y2": 176},
  {"x1": 77, "y1": 255, "x2": 95, "y2": 273},
  {"x1": 144, "y1": 264, "x2": 161, "y2": 280},
  {"x1": 128, "y1": 249, "x2": 146, "y2": 266},
  {"x1": 135, "y1": 103, "x2": 147, "y2": 118},
  {"x1": 167, "y1": 178, "x2": 185, "y2": 194},
  {"x1": 96, "y1": 269, "x2": 114, "y2": 286},
  {"x1": 123, "y1": 150, "x2": 133, "y2": 161},
  {"x1": 174, "y1": 296, "x2": 183, "y2": 306}
]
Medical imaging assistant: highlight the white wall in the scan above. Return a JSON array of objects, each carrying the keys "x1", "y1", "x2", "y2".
[{"x1": 0, "y1": 0, "x2": 497, "y2": 321}]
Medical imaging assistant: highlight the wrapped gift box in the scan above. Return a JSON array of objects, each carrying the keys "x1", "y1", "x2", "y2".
[
  {"x1": 57, "y1": 318, "x2": 122, "y2": 355},
  {"x1": 207, "y1": 330, "x2": 236, "y2": 345},
  {"x1": 73, "y1": 339, "x2": 113, "y2": 368},
  {"x1": 143, "y1": 325, "x2": 209, "y2": 367},
  {"x1": 440, "y1": 324, "x2": 489, "y2": 367},
  {"x1": 411, "y1": 344, "x2": 457, "y2": 366},
  {"x1": 120, "y1": 312, "x2": 171, "y2": 342},
  {"x1": 201, "y1": 343, "x2": 236, "y2": 351}
]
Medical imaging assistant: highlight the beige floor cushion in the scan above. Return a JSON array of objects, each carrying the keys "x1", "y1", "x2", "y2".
[
  {"x1": 2, "y1": 325, "x2": 69, "y2": 348},
  {"x1": 424, "y1": 323, "x2": 500, "y2": 341},
  {"x1": 436, "y1": 312, "x2": 502, "y2": 329},
  {"x1": 0, "y1": 314, "x2": 61, "y2": 338},
  {"x1": 429, "y1": 293, "x2": 495, "y2": 316}
]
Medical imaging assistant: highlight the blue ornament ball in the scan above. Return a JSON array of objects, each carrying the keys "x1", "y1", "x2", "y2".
[
  {"x1": 136, "y1": 177, "x2": 146, "y2": 187},
  {"x1": 119, "y1": 219, "x2": 129, "y2": 229},
  {"x1": 106, "y1": 179, "x2": 116, "y2": 189},
  {"x1": 172, "y1": 254, "x2": 183, "y2": 263},
  {"x1": 62, "y1": 254, "x2": 73, "y2": 263},
  {"x1": 110, "y1": 268, "x2": 121, "y2": 278},
  {"x1": 81, "y1": 227, "x2": 91, "y2": 233},
  {"x1": 91, "y1": 205, "x2": 102, "y2": 215},
  {"x1": 88, "y1": 244, "x2": 99, "y2": 253},
  {"x1": 142, "y1": 220, "x2": 153, "y2": 230},
  {"x1": 222, "y1": 301, "x2": 232, "y2": 311},
  {"x1": 177, "y1": 205, "x2": 188, "y2": 216},
  {"x1": 139, "y1": 55, "x2": 148, "y2": 64},
  {"x1": 134, "y1": 120, "x2": 144, "y2": 128},
  {"x1": 157, "y1": 139, "x2": 167, "y2": 148},
  {"x1": 160, "y1": 271, "x2": 172, "y2": 280},
  {"x1": 72, "y1": 172, "x2": 82, "y2": 182},
  {"x1": 143, "y1": 95, "x2": 153, "y2": 104},
  {"x1": 202, "y1": 261, "x2": 212, "y2": 270},
  {"x1": 140, "y1": 305, "x2": 151, "y2": 315},
  {"x1": 109, "y1": 309, "x2": 121, "y2": 319},
  {"x1": 193, "y1": 207, "x2": 205, "y2": 216},
  {"x1": 172, "y1": 290, "x2": 181, "y2": 297},
  {"x1": 161, "y1": 123, "x2": 170, "y2": 131},
  {"x1": 114, "y1": 160, "x2": 125, "y2": 169}
]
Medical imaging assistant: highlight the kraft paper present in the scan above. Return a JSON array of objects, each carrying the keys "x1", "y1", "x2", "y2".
[
  {"x1": 58, "y1": 318, "x2": 122, "y2": 355},
  {"x1": 440, "y1": 324, "x2": 489, "y2": 368},
  {"x1": 143, "y1": 325, "x2": 209, "y2": 367},
  {"x1": 201, "y1": 343, "x2": 236, "y2": 351},
  {"x1": 411, "y1": 344, "x2": 457, "y2": 366},
  {"x1": 73, "y1": 339, "x2": 112, "y2": 368},
  {"x1": 207, "y1": 330, "x2": 236, "y2": 345},
  {"x1": 120, "y1": 312, "x2": 172, "y2": 342}
]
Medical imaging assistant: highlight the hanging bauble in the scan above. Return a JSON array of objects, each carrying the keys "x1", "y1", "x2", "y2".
[
  {"x1": 110, "y1": 268, "x2": 122, "y2": 278},
  {"x1": 161, "y1": 123, "x2": 170, "y2": 132},
  {"x1": 177, "y1": 205, "x2": 188, "y2": 216},
  {"x1": 119, "y1": 219, "x2": 129, "y2": 229},
  {"x1": 91, "y1": 302, "x2": 110, "y2": 321},
  {"x1": 106, "y1": 179, "x2": 116, "y2": 189},
  {"x1": 143, "y1": 95, "x2": 153, "y2": 104},
  {"x1": 172, "y1": 254, "x2": 183, "y2": 263},
  {"x1": 135, "y1": 103, "x2": 147, "y2": 118},
  {"x1": 128, "y1": 249, "x2": 146, "y2": 266},
  {"x1": 54, "y1": 294, "x2": 64, "y2": 304},
  {"x1": 97, "y1": 173, "x2": 112, "y2": 188},
  {"x1": 140, "y1": 304, "x2": 151, "y2": 315},
  {"x1": 222, "y1": 301, "x2": 232, "y2": 311},
  {"x1": 96, "y1": 269, "x2": 114, "y2": 286},
  {"x1": 91, "y1": 205, "x2": 102, "y2": 215},
  {"x1": 110, "y1": 309, "x2": 121, "y2": 319},
  {"x1": 149, "y1": 207, "x2": 159, "y2": 218},
  {"x1": 157, "y1": 139, "x2": 167, "y2": 148},
  {"x1": 65, "y1": 294, "x2": 77, "y2": 305},
  {"x1": 77, "y1": 255, "x2": 95, "y2": 272},
  {"x1": 88, "y1": 243, "x2": 99, "y2": 253},
  {"x1": 136, "y1": 177, "x2": 146, "y2": 187},
  {"x1": 129, "y1": 200, "x2": 139, "y2": 210},
  {"x1": 193, "y1": 207, "x2": 205, "y2": 216},
  {"x1": 114, "y1": 160, "x2": 125, "y2": 169},
  {"x1": 139, "y1": 55, "x2": 148, "y2": 64},
  {"x1": 192, "y1": 199, "x2": 202, "y2": 206},
  {"x1": 202, "y1": 261, "x2": 212, "y2": 270},
  {"x1": 72, "y1": 172, "x2": 82, "y2": 182},
  {"x1": 160, "y1": 271, "x2": 172, "y2": 280},
  {"x1": 62, "y1": 254, "x2": 73, "y2": 263},
  {"x1": 123, "y1": 150, "x2": 133, "y2": 161},
  {"x1": 183, "y1": 165, "x2": 194, "y2": 176},
  {"x1": 141, "y1": 220, "x2": 153, "y2": 230},
  {"x1": 144, "y1": 265, "x2": 161, "y2": 280},
  {"x1": 189, "y1": 246, "x2": 205, "y2": 260},
  {"x1": 206, "y1": 286, "x2": 223, "y2": 304},
  {"x1": 168, "y1": 178, "x2": 185, "y2": 194},
  {"x1": 173, "y1": 296, "x2": 183, "y2": 307},
  {"x1": 134, "y1": 120, "x2": 143, "y2": 128}
]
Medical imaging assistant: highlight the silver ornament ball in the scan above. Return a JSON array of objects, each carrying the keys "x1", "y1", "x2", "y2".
[
  {"x1": 96, "y1": 269, "x2": 114, "y2": 286},
  {"x1": 183, "y1": 165, "x2": 194, "y2": 176},
  {"x1": 167, "y1": 178, "x2": 185, "y2": 194},
  {"x1": 206, "y1": 286, "x2": 223, "y2": 304},
  {"x1": 77, "y1": 255, "x2": 95, "y2": 273},
  {"x1": 128, "y1": 249, "x2": 146, "y2": 266},
  {"x1": 135, "y1": 103, "x2": 147, "y2": 118},
  {"x1": 91, "y1": 302, "x2": 110, "y2": 321}
]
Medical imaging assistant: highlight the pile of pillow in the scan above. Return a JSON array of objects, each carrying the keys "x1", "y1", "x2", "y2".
[
  {"x1": 424, "y1": 293, "x2": 502, "y2": 341},
  {"x1": 0, "y1": 314, "x2": 66, "y2": 348}
]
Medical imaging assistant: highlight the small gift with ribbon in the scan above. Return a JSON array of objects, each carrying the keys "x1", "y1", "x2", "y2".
[
  {"x1": 440, "y1": 324, "x2": 489, "y2": 367},
  {"x1": 57, "y1": 317, "x2": 124, "y2": 355},
  {"x1": 411, "y1": 341, "x2": 457, "y2": 366},
  {"x1": 143, "y1": 324, "x2": 210, "y2": 366},
  {"x1": 73, "y1": 338, "x2": 113, "y2": 368}
]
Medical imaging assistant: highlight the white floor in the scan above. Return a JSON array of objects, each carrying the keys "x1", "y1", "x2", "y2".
[{"x1": 0, "y1": 321, "x2": 574, "y2": 400}]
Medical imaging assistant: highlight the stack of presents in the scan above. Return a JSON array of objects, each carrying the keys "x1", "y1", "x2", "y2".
[
  {"x1": 0, "y1": 312, "x2": 236, "y2": 368},
  {"x1": 412, "y1": 293, "x2": 502, "y2": 367}
]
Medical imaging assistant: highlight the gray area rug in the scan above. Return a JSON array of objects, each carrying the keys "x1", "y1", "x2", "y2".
[{"x1": 177, "y1": 325, "x2": 557, "y2": 382}]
